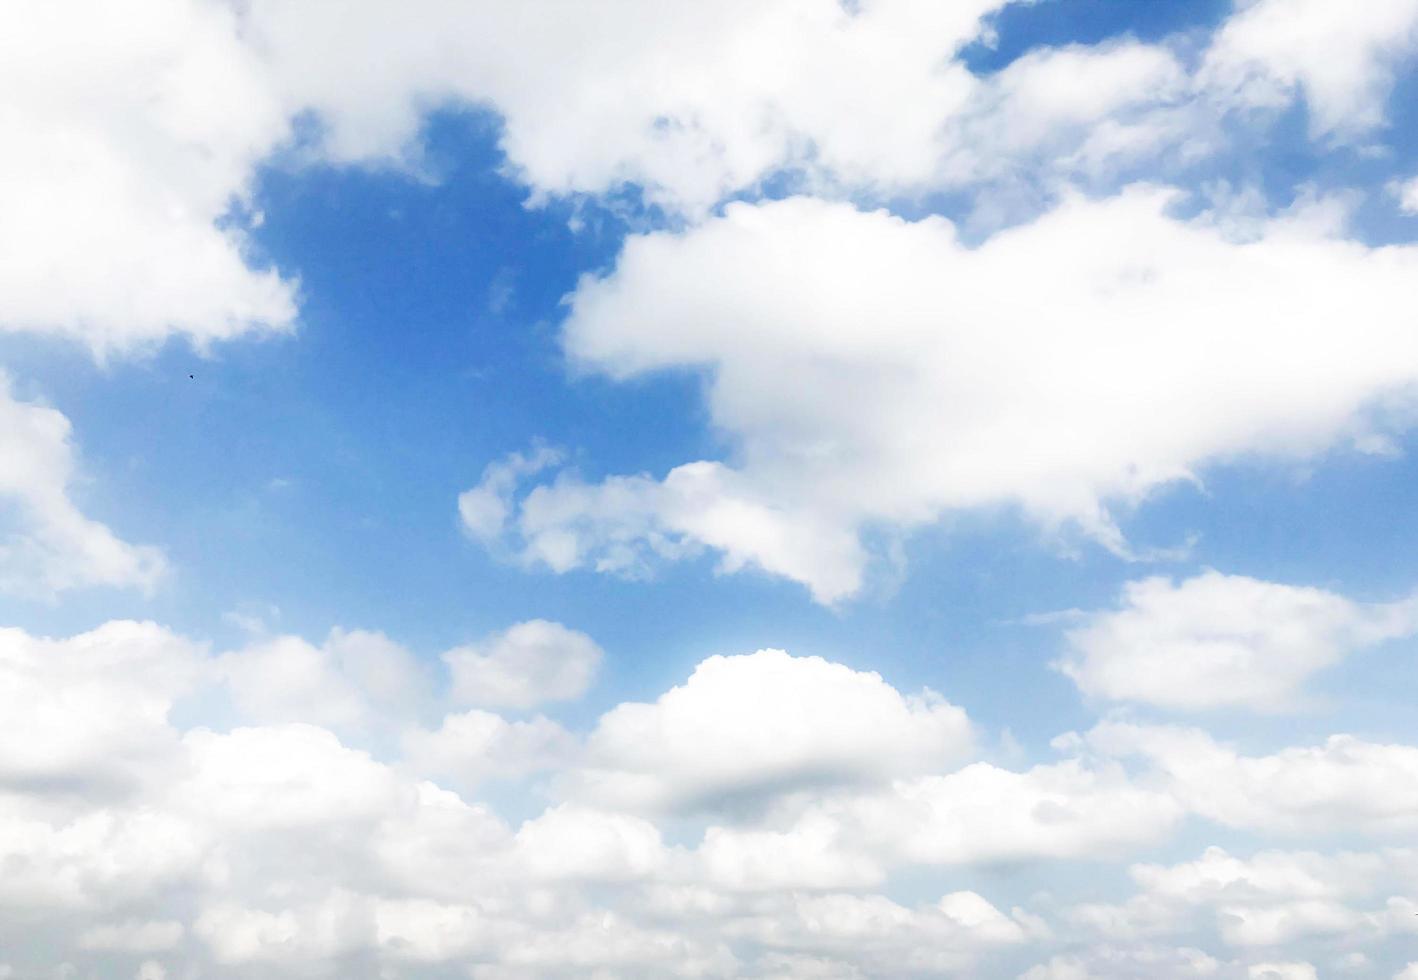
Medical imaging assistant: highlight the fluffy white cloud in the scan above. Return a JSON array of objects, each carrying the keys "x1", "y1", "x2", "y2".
[
  {"x1": 444, "y1": 619, "x2": 603, "y2": 709},
  {"x1": 835, "y1": 757, "x2": 1183, "y2": 866},
  {"x1": 10, "y1": 0, "x2": 1413, "y2": 361},
  {"x1": 1201, "y1": 0, "x2": 1418, "y2": 136},
  {"x1": 238, "y1": 0, "x2": 1418, "y2": 214},
  {"x1": 0, "y1": 619, "x2": 1026, "y2": 977},
  {"x1": 1068, "y1": 845, "x2": 1418, "y2": 950},
  {"x1": 1018, "y1": 945, "x2": 1227, "y2": 980},
  {"x1": 514, "y1": 804, "x2": 668, "y2": 881},
  {"x1": 1086, "y1": 722, "x2": 1418, "y2": 835},
  {"x1": 726, "y1": 890, "x2": 1035, "y2": 976},
  {"x1": 1057, "y1": 571, "x2": 1418, "y2": 711},
  {"x1": 240, "y1": 0, "x2": 1008, "y2": 214},
  {"x1": 1, "y1": 0, "x2": 295, "y2": 353},
  {"x1": 699, "y1": 812, "x2": 888, "y2": 892},
  {"x1": 216, "y1": 628, "x2": 432, "y2": 736},
  {"x1": 0, "y1": 802, "x2": 205, "y2": 913},
  {"x1": 7, "y1": 617, "x2": 1418, "y2": 976},
  {"x1": 0, "y1": 619, "x2": 197, "y2": 793},
  {"x1": 0, "y1": 380, "x2": 166, "y2": 598},
  {"x1": 698, "y1": 754, "x2": 1183, "y2": 889},
  {"x1": 473, "y1": 190, "x2": 1418, "y2": 601},
  {"x1": 401, "y1": 709, "x2": 574, "y2": 790},
  {"x1": 567, "y1": 649, "x2": 972, "y2": 812}
]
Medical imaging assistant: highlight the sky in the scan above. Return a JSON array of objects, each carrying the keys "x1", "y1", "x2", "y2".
[{"x1": 5, "y1": 1, "x2": 1418, "y2": 977}]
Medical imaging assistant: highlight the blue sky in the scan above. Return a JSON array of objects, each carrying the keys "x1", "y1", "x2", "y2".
[{"x1": 6, "y1": 1, "x2": 1418, "y2": 978}]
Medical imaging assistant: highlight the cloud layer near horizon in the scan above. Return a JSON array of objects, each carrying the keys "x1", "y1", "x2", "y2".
[{"x1": 3, "y1": 614, "x2": 1418, "y2": 978}]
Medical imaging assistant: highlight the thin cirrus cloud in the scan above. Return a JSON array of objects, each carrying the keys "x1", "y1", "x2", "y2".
[{"x1": 465, "y1": 190, "x2": 1418, "y2": 602}]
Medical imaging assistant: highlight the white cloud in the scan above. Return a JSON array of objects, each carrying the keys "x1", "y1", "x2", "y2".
[
  {"x1": 1, "y1": 0, "x2": 296, "y2": 354},
  {"x1": 1018, "y1": 946, "x2": 1226, "y2": 980},
  {"x1": 6, "y1": 617, "x2": 1418, "y2": 976},
  {"x1": 514, "y1": 804, "x2": 667, "y2": 881},
  {"x1": 727, "y1": 891, "x2": 1033, "y2": 976},
  {"x1": 707, "y1": 755, "x2": 1183, "y2": 883},
  {"x1": 1201, "y1": 0, "x2": 1418, "y2": 136},
  {"x1": 0, "y1": 803, "x2": 205, "y2": 912},
  {"x1": 475, "y1": 189, "x2": 1418, "y2": 601},
  {"x1": 459, "y1": 446, "x2": 564, "y2": 544},
  {"x1": 699, "y1": 813, "x2": 887, "y2": 891},
  {"x1": 78, "y1": 920, "x2": 183, "y2": 953},
  {"x1": 567, "y1": 649, "x2": 972, "y2": 812},
  {"x1": 1068, "y1": 845, "x2": 1418, "y2": 949},
  {"x1": 0, "y1": 379, "x2": 166, "y2": 598},
  {"x1": 840, "y1": 758, "x2": 1183, "y2": 866},
  {"x1": 0, "y1": 619, "x2": 197, "y2": 794},
  {"x1": 175, "y1": 724, "x2": 406, "y2": 831},
  {"x1": 1249, "y1": 964, "x2": 1318, "y2": 980},
  {"x1": 401, "y1": 709, "x2": 575, "y2": 790},
  {"x1": 216, "y1": 628, "x2": 432, "y2": 736},
  {"x1": 444, "y1": 619, "x2": 603, "y2": 710},
  {"x1": 1086, "y1": 722, "x2": 1418, "y2": 836},
  {"x1": 237, "y1": 0, "x2": 1415, "y2": 215},
  {"x1": 240, "y1": 0, "x2": 1009, "y2": 215},
  {"x1": 1057, "y1": 571, "x2": 1418, "y2": 711},
  {"x1": 9, "y1": 0, "x2": 1413, "y2": 365},
  {"x1": 1393, "y1": 176, "x2": 1418, "y2": 214}
]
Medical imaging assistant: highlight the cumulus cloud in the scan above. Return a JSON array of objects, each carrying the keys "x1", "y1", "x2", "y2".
[
  {"x1": 1057, "y1": 571, "x2": 1418, "y2": 711},
  {"x1": 237, "y1": 0, "x2": 1418, "y2": 214},
  {"x1": 10, "y1": 0, "x2": 1406, "y2": 361},
  {"x1": 692, "y1": 752, "x2": 1185, "y2": 892},
  {"x1": 444, "y1": 619, "x2": 603, "y2": 710},
  {"x1": 0, "y1": 619, "x2": 198, "y2": 795},
  {"x1": 401, "y1": 709, "x2": 575, "y2": 791},
  {"x1": 566, "y1": 649, "x2": 973, "y2": 812},
  {"x1": 1018, "y1": 945, "x2": 1227, "y2": 980},
  {"x1": 1201, "y1": 0, "x2": 1418, "y2": 136},
  {"x1": 1, "y1": 0, "x2": 296, "y2": 354},
  {"x1": 1068, "y1": 845, "x2": 1418, "y2": 950},
  {"x1": 1085, "y1": 721, "x2": 1418, "y2": 836},
  {"x1": 4, "y1": 616, "x2": 1418, "y2": 975},
  {"x1": 471, "y1": 190, "x2": 1418, "y2": 601},
  {"x1": 0, "y1": 617, "x2": 1183, "y2": 977},
  {"x1": 0, "y1": 380, "x2": 166, "y2": 598},
  {"x1": 216, "y1": 628, "x2": 433, "y2": 737},
  {"x1": 238, "y1": 0, "x2": 1008, "y2": 214}
]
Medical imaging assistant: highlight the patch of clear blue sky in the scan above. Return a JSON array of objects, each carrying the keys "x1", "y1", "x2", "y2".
[{"x1": 1, "y1": 0, "x2": 1416, "y2": 756}]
